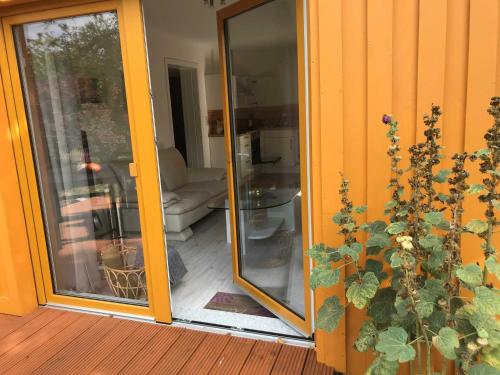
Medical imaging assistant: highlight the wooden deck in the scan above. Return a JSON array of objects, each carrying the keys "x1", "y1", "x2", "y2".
[{"x1": 0, "y1": 308, "x2": 333, "y2": 374}]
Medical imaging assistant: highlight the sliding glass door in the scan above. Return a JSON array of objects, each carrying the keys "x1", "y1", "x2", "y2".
[
  {"x1": 218, "y1": 0, "x2": 312, "y2": 335},
  {"x1": 2, "y1": 1, "x2": 171, "y2": 319}
]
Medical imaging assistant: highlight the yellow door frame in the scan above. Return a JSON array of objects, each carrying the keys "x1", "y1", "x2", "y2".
[
  {"x1": 0, "y1": 0, "x2": 172, "y2": 322},
  {"x1": 217, "y1": 0, "x2": 313, "y2": 336}
]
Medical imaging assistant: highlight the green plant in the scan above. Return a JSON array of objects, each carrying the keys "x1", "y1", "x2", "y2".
[{"x1": 309, "y1": 97, "x2": 500, "y2": 374}]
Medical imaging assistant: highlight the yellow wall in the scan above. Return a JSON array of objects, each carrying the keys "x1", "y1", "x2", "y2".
[{"x1": 309, "y1": 0, "x2": 500, "y2": 372}]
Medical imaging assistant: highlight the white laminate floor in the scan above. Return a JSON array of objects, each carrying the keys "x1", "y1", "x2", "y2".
[{"x1": 167, "y1": 210, "x2": 304, "y2": 337}]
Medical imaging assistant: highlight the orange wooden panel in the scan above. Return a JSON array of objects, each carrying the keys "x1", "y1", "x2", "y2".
[
  {"x1": 209, "y1": 336, "x2": 255, "y2": 375},
  {"x1": 179, "y1": 332, "x2": 232, "y2": 375}
]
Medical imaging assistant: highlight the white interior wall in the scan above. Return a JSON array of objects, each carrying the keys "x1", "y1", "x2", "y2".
[{"x1": 142, "y1": 1, "x2": 215, "y2": 167}]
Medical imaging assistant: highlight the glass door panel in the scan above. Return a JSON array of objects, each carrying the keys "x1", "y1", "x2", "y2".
[
  {"x1": 220, "y1": 0, "x2": 311, "y2": 334},
  {"x1": 12, "y1": 11, "x2": 147, "y2": 305}
]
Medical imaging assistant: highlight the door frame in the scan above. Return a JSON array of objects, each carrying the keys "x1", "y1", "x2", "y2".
[
  {"x1": 217, "y1": 0, "x2": 313, "y2": 336},
  {"x1": 0, "y1": 0, "x2": 172, "y2": 322}
]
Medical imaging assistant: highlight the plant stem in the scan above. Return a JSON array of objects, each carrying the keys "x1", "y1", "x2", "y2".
[{"x1": 416, "y1": 323, "x2": 422, "y2": 375}]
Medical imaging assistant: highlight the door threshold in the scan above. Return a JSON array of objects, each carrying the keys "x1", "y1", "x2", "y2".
[
  {"x1": 171, "y1": 318, "x2": 315, "y2": 349},
  {"x1": 44, "y1": 304, "x2": 314, "y2": 349}
]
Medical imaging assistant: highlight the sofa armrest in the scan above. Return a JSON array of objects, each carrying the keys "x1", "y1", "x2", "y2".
[{"x1": 187, "y1": 168, "x2": 226, "y2": 183}]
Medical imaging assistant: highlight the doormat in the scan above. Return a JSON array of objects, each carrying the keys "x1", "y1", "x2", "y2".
[{"x1": 204, "y1": 292, "x2": 276, "y2": 318}]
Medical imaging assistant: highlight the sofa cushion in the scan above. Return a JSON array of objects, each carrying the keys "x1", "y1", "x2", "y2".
[
  {"x1": 165, "y1": 190, "x2": 211, "y2": 215},
  {"x1": 162, "y1": 191, "x2": 181, "y2": 208},
  {"x1": 176, "y1": 180, "x2": 227, "y2": 198},
  {"x1": 158, "y1": 148, "x2": 188, "y2": 191}
]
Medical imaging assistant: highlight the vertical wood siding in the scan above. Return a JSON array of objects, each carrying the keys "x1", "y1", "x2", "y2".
[{"x1": 309, "y1": 0, "x2": 500, "y2": 372}]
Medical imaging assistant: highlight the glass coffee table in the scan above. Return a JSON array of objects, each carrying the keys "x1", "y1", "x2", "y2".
[{"x1": 207, "y1": 187, "x2": 300, "y2": 243}]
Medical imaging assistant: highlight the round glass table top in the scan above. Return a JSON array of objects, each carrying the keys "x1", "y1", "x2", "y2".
[{"x1": 208, "y1": 187, "x2": 300, "y2": 210}]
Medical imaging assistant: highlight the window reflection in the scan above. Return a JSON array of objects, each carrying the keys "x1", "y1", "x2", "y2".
[{"x1": 14, "y1": 12, "x2": 147, "y2": 304}]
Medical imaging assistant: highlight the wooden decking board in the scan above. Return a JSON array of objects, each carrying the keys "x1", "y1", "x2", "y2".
[
  {"x1": 0, "y1": 309, "x2": 45, "y2": 340},
  {"x1": 209, "y1": 336, "x2": 256, "y2": 375},
  {"x1": 178, "y1": 332, "x2": 232, "y2": 375},
  {"x1": 88, "y1": 322, "x2": 163, "y2": 375},
  {"x1": 32, "y1": 316, "x2": 121, "y2": 375},
  {"x1": 0, "y1": 309, "x2": 333, "y2": 374},
  {"x1": 4, "y1": 314, "x2": 102, "y2": 375},
  {"x1": 271, "y1": 344, "x2": 309, "y2": 375},
  {"x1": 118, "y1": 325, "x2": 185, "y2": 374},
  {"x1": 0, "y1": 311, "x2": 81, "y2": 372},
  {"x1": 239, "y1": 340, "x2": 282, "y2": 375},
  {"x1": 62, "y1": 319, "x2": 142, "y2": 374},
  {"x1": 149, "y1": 328, "x2": 208, "y2": 375},
  {"x1": 0, "y1": 308, "x2": 64, "y2": 357},
  {"x1": 302, "y1": 350, "x2": 333, "y2": 375}
]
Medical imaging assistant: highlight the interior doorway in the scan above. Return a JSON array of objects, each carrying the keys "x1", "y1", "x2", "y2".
[{"x1": 142, "y1": 0, "x2": 310, "y2": 338}]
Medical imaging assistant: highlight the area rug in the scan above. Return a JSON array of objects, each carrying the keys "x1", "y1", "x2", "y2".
[{"x1": 204, "y1": 292, "x2": 275, "y2": 318}]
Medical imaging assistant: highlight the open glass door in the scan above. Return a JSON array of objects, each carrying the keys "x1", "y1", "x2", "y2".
[
  {"x1": 218, "y1": 0, "x2": 312, "y2": 335},
  {"x1": 1, "y1": 0, "x2": 171, "y2": 321}
]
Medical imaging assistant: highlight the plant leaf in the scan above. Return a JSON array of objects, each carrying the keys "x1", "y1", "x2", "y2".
[
  {"x1": 367, "y1": 233, "x2": 392, "y2": 249},
  {"x1": 361, "y1": 220, "x2": 387, "y2": 234},
  {"x1": 308, "y1": 244, "x2": 334, "y2": 264},
  {"x1": 390, "y1": 252, "x2": 404, "y2": 269},
  {"x1": 368, "y1": 288, "x2": 397, "y2": 325},
  {"x1": 386, "y1": 221, "x2": 407, "y2": 235},
  {"x1": 346, "y1": 272, "x2": 379, "y2": 309},
  {"x1": 355, "y1": 320, "x2": 377, "y2": 352},
  {"x1": 469, "y1": 364, "x2": 499, "y2": 375},
  {"x1": 474, "y1": 286, "x2": 500, "y2": 315},
  {"x1": 339, "y1": 243, "x2": 362, "y2": 262},
  {"x1": 465, "y1": 219, "x2": 489, "y2": 234},
  {"x1": 418, "y1": 234, "x2": 443, "y2": 251},
  {"x1": 310, "y1": 264, "x2": 340, "y2": 289},
  {"x1": 481, "y1": 346, "x2": 500, "y2": 370},
  {"x1": 316, "y1": 296, "x2": 345, "y2": 332},
  {"x1": 456, "y1": 264, "x2": 483, "y2": 287},
  {"x1": 432, "y1": 169, "x2": 452, "y2": 183},
  {"x1": 486, "y1": 256, "x2": 500, "y2": 280},
  {"x1": 355, "y1": 205, "x2": 368, "y2": 214},
  {"x1": 437, "y1": 193, "x2": 449, "y2": 202},
  {"x1": 365, "y1": 259, "x2": 388, "y2": 282},
  {"x1": 432, "y1": 327, "x2": 459, "y2": 360},
  {"x1": 468, "y1": 184, "x2": 485, "y2": 195},
  {"x1": 332, "y1": 212, "x2": 344, "y2": 224},
  {"x1": 424, "y1": 211, "x2": 444, "y2": 225},
  {"x1": 375, "y1": 327, "x2": 416, "y2": 363},
  {"x1": 365, "y1": 355, "x2": 399, "y2": 375}
]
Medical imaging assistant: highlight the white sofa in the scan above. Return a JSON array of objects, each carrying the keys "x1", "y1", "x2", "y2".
[{"x1": 158, "y1": 148, "x2": 227, "y2": 241}]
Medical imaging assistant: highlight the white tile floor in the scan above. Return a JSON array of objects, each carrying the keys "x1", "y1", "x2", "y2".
[{"x1": 167, "y1": 210, "x2": 304, "y2": 337}]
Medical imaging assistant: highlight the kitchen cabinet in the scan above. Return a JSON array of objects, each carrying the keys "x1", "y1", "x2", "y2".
[{"x1": 260, "y1": 129, "x2": 298, "y2": 167}]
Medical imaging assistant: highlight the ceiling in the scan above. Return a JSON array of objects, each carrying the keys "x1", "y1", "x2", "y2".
[{"x1": 142, "y1": 0, "x2": 296, "y2": 48}]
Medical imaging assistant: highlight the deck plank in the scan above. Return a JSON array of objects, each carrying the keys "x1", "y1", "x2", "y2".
[
  {"x1": 239, "y1": 340, "x2": 282, "y2": 375},
  {"x1": 63, "y1": 319, "x2": 142, "y2": 374},
  {"x1": 149, "y1": 328, "x2": 208, "y2": 374},
  {"x1": 179, "y1": 332, "x2": 231, "y2": 375},
  {"x1": 271, "y1": 344, "x2": 309, "y2": 375},
  {"x1": 0, "y1": 309, "x2": 46, "y2": 340},
  {"x1": 0, "y1": 311, "x2": 81, "y2": 372},
  {"x1": 209, "y1": 336, "x2": 256, "y2": 375},
  {"x1": 5, "y1": 313, "x2": 102, "y2": 375},
  {"x1": 0, "y1": 308, "x2": 64, "y2": 357},
  {"x1": 119, "y1": 325, "x2": 184, "y2": 374},
  {"x1": 302, "y1": 350, "x2": 333, "y2": 375},
  {"x1": 0, "y1": 309, "x2": 333, "y2": 375},
  {"x1": 32, "y1": 316, "x2": 120, "y2": 375},
  {"x1": 87, "y1": 322, "x2": 163, "y2": 375}
]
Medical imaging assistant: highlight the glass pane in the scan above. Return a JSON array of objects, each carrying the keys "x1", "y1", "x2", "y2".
[
  {"x1": 225, "y1": 0, "x2": 305, "y2": 318},
  {"x1": 14, "y1": 12, "x2": 148, "y2": 304}
]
